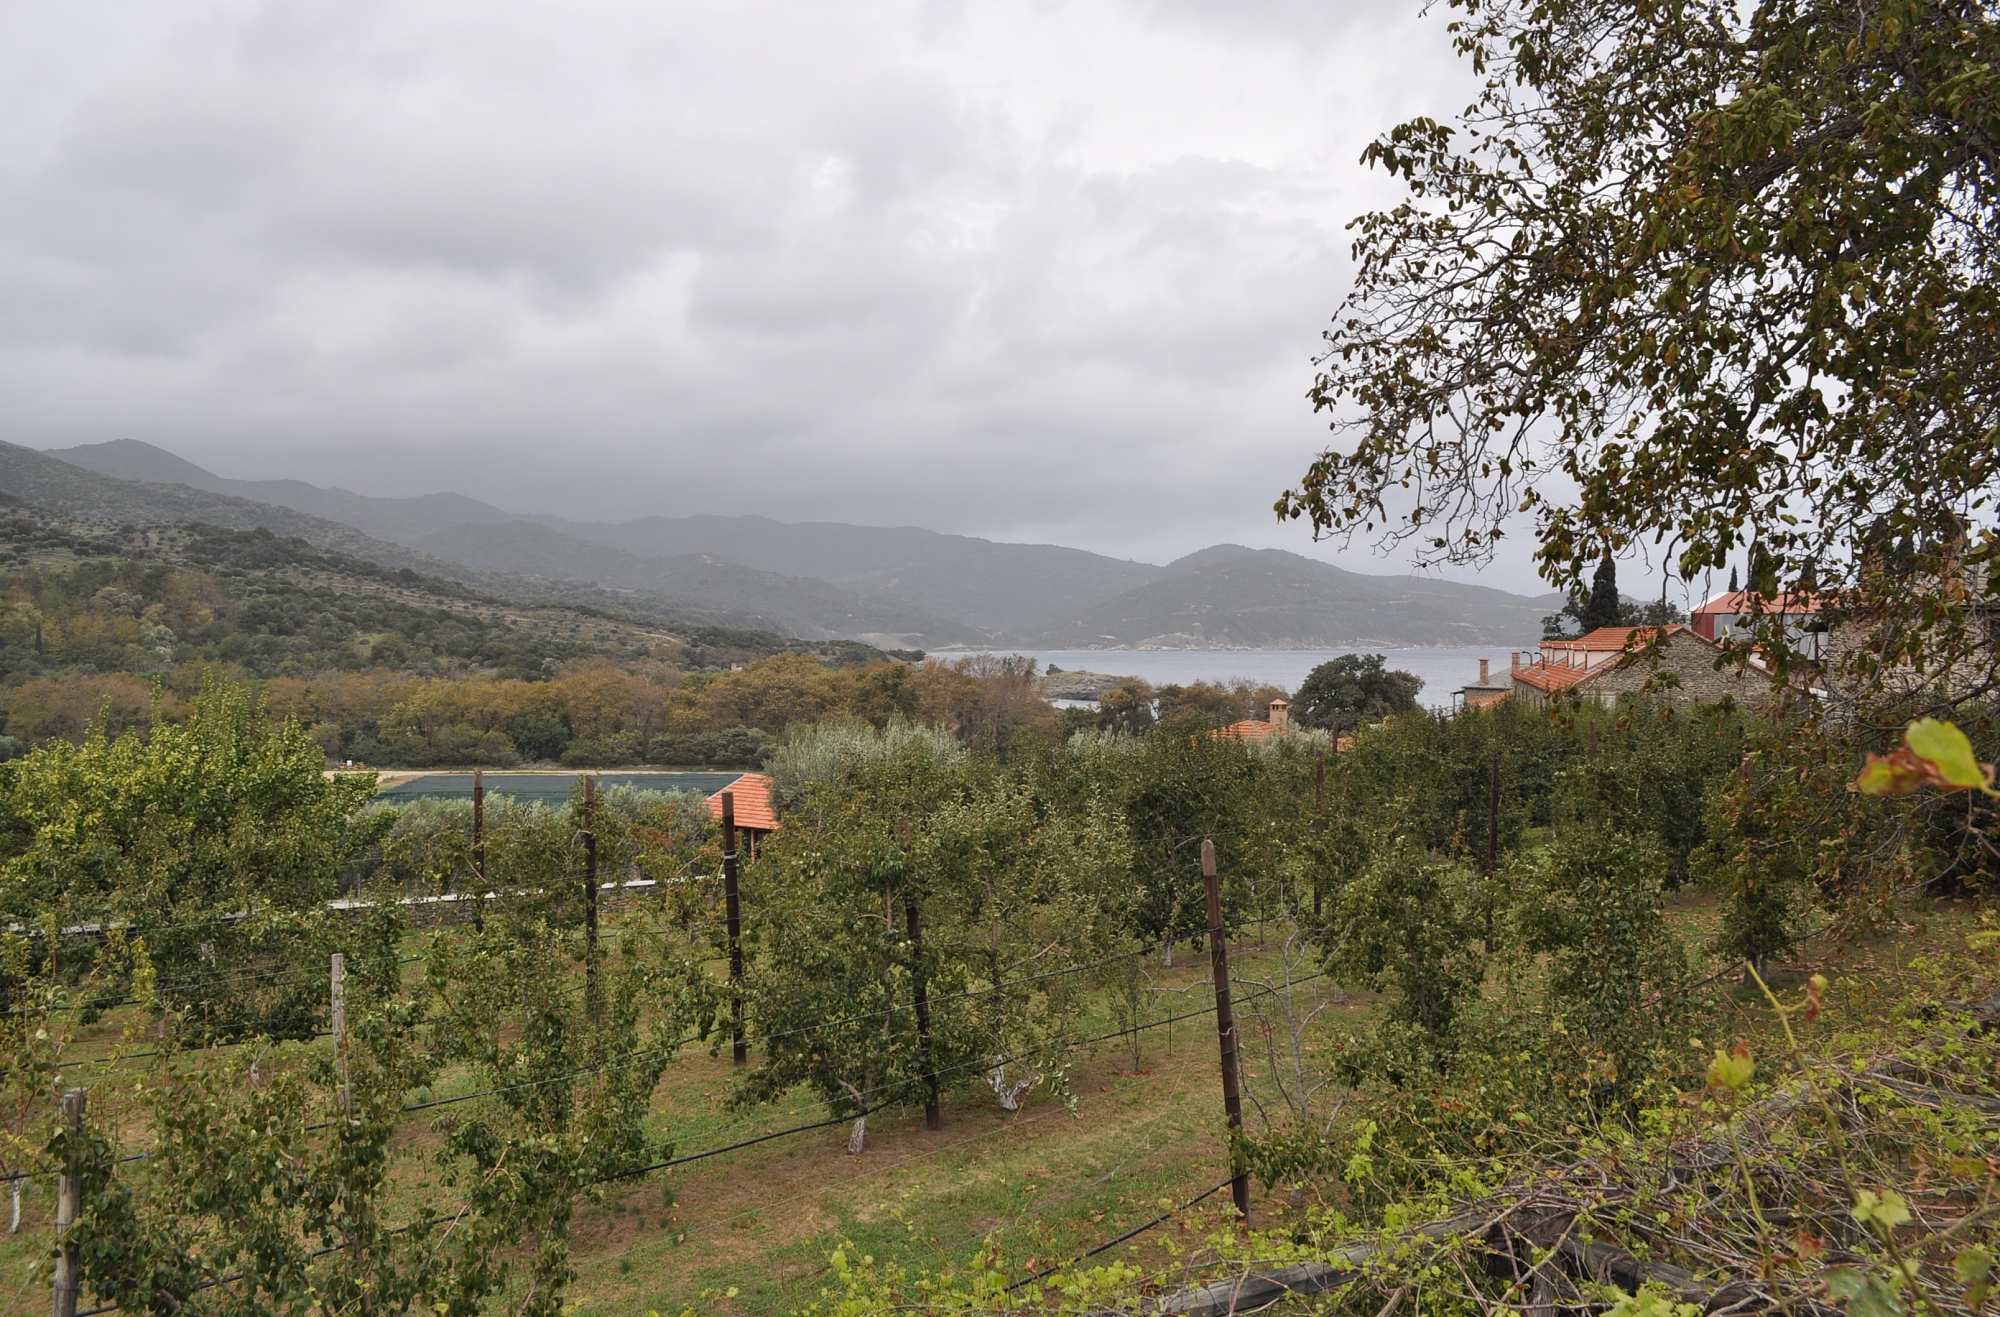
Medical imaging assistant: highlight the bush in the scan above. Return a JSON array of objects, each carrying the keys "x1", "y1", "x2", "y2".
[
  {"x1": 506, "y1": 710, "x2": 572, "y2": 761},
  {"x1": 645, "y1": 726, "x2": 775, "y2": 769},
  {"x1": 1329, "y1": 836, "x2": 1486, "y2": 1075},
  {"x1": 1512, "y1": 825, "x2": 1688, "y2": 1092}
]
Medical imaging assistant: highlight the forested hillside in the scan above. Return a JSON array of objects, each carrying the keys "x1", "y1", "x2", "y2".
[{"x1": 0, "y1": 511, "x2": 936, "y2": 767}]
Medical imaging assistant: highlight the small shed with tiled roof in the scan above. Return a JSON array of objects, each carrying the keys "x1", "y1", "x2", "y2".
[
  {"x1": 708, "y1": 772, "x2": 779, "y2": 859},
  {"x1": 1216, "y1": 698, "x2": 1291, "y2": 742}
]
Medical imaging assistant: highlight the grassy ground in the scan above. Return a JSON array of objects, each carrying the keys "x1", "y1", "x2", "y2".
[{"x1": 0, "y1": 890, "x2": 1990, "y2": 1317}]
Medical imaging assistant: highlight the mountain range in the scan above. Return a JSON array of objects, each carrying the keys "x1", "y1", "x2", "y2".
[{"x1": 25, "y1": 438, "x2": 1563, "y2": 649}]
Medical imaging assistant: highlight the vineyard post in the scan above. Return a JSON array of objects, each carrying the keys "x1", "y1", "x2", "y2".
[
  {"x1": 1485, "y1": 751, "x2": 1501, "y2": 875},
  {"x1": 331, "y1": 954, "x2": 349, "y2": 1111},
  {"x1": 51, "y1": 1088, "x2": 84, "y2": 1317},
  {"x1": 583, "y1": 774, "x2": 600, "y2": 1023},
  {"x1": 1483, "y1": 751, "x2": 1502, "y2": 949},
  {"x1": 1202, "y1": 840, "x2": 1250, "y2": 1220},
  {"x1": 902, "y1": 815, "x2": 938, "y2": 1130},
  {"x1": 1310, "y1": 754, "x2": 1327, "y2": 919},
  {"x1": 722, "y1": 791, "x2": 745, "y2": 1065},
  {"x1": 471, "y1": 765, "x2": 485, "y2": 932}
]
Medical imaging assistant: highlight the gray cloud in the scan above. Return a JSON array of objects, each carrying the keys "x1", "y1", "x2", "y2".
[{"x1": 0, "y1": 0, "x2": 1544, "y2": 586}]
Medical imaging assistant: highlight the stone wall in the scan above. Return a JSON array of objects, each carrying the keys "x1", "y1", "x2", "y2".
[{"x1": 1581, "y1": 629, "x2": 1768, "y2": 708}]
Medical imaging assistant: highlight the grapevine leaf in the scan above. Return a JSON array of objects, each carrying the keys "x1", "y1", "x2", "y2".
[
  {"x1": 1904, "y1": 719, "x2": 1994, "y2": 791},
  {"x1": 1826, "y1": 1266, "x2": 1904, "y2": 1317},
  {"x1": 1707, "y1": 1046, "x2": 1753, "y2": 1091}
]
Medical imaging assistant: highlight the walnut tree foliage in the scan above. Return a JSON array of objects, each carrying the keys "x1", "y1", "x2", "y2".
[{"x1": 1282, "y1": 0, "x2": 2000, "y2": 679}]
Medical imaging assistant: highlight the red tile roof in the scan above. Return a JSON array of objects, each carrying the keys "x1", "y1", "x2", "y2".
[
  {"x1": 1543, "y1": 624, "x2": 1683, "y2": 655},
  {"x1": 1465, "y1": 690, "x2": 1512, "y2": 710},
  {"x1": 1692, "y1": 590, "x2": 1828, "y2": 616},
  {"x1": 708, "y1": 773, "x2": 779, "y2": 833},
  {"x1": 1513, "y1": 661, "x2": 1598, "y2": 694},
  {"x1": 1215, "y1": 718, "x2": 1282, "y2": 741}
]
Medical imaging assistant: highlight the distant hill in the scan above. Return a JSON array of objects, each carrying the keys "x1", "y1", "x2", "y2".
[
  {"x1": 11, "y1": 442, "x2": 940, "y2": 642},
  {"x1": 0, "y1": 440, "x2": 471, "y2": 568},
  {"x1": 544, "y1": 515, "x2": 1157, "y2": 634},
  {"x1": 408, "y1": 520, "x2": 981, "y2": 647},
  {"x1": 50, "y1": 442, "x2": 1153, "y2": 633},
  {"x1": 49, "y1": 439, "x2": 519, "y2": 542},
  {"x1": 1012, "y1": 545, "x2": 1565, "y2": 648},
  {"x1": 36, "y1": 440, "x2": 1565, "y2": 651}
]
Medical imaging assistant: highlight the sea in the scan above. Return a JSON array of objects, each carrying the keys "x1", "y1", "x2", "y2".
[{"x1": 968, "y1": 647, "x2": 1517, "y2": 712}]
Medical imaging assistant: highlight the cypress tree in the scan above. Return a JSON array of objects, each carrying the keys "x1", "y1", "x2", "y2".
[
  {"x1": 1748, "y1": 541, "x2": 1780, "y2": 595},
  {"x1": 1580, "y1": 554, "x2": 1622, "y2": 630}
]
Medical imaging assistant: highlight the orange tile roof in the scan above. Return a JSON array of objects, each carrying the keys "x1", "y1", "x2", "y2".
[
  {"x1": 708, "y1": 773, "x2": 780, "y2": 833},
  {"x1": 1513, "y1": 660, "x2": 1598, "y2": 694},
  {"x1": 1465, "y1": 690, "x2": 1512, "y2": 710},
  {"x1": 1214, "y1": 719, "x2": 1282, "y2": 741},
  {"x1": 1544, "y1": 625, "x2": 1683, "y2": 654},
  {"x1": 1692, "y1": 590, "x2": 1828, "y2": 616}
]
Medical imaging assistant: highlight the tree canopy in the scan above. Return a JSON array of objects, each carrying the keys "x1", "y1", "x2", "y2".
[
  {"x1": 1280, "y1": 0, "x2": 2000, "y2": 676},
  {"x1": 1291, "y1": 654, "x2": 1423, "y2": 729}
]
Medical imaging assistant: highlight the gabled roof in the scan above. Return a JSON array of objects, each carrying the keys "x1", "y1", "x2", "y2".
[
  {"x1": 1693, "y1": 590, "x2": 1828, "y2": 616},
  {"x1": 708, "y1": 772, "x2": 780, "y2": 832},
  {"x1": 1513, "y1": 660, "x2": 1599, "y2": 694},
  {"x1": 1215, "y1": 718, "x2": 1282, "y2": 742},
  {"x1": 1544, "y1": 624, "x2": 1683, "y2": 654}
]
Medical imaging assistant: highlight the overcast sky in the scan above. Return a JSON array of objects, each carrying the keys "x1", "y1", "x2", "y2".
[{"x1": 0, "y1": 0, "x2": 1618, "y2": 593}]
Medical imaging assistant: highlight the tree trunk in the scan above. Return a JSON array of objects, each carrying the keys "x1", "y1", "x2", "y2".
[
  {"x1": 847, "y1": 1114, "x2": 868, "y2": 1154},
  {"x1": 9, "y1": 1179, "x2": 19, "y2": 1233}
]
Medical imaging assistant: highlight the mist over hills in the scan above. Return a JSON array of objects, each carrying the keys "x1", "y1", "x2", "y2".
[{"x1": 38, "y1": 439, "x2": 1563, "y2": 650}]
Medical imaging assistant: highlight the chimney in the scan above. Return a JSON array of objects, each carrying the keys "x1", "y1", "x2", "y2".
[
  {"x1": 1511, "y1": 651, "x2": 1522, "y2": 671},
  {"x1": 1268, "y1": 697, "x2": 1289, "y2": 731},
  {"x1": 1479, "y1": 658, "x2": 1490, "y2": 685}
]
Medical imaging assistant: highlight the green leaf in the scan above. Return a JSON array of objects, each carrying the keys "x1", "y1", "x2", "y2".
[
  {"x1": 1707, "y1": 1046, "x2": 1754, "y2": 1091},
  {"x1": 1904, "y1": 719, "x2": 1991, "y2": 790},
  {"x1": 1826, "y1": 1266, "x2": 1904, "y2": 1317},
  {"x1": 1956, "y1": 1246, "x2": 1993, "y2": 1285},
  {"x1": 1851, "y1": 1188, "x2": 1913, "y2": 1235}
]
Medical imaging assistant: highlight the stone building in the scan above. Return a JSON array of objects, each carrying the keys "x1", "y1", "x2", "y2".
[
  {"x1": 1579, "y1": 627, "x2": 1766, "y2": 707},
  {"x1": 1503, "y1": 625, "x2": 1768, "y2": 710}
]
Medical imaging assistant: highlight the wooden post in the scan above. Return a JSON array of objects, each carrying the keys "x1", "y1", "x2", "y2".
[
  {"x1": 1201, "y1": 840, "x2": 1250, "y2": 1221},
  {"x1": 1311, "y1": 754, "x2": 1327, "y2": 919},
  {"x1": 1483, "y1": 751, "x2": 1503, "y2": 949},
  {"x1": 51, "y1": 1088, "x2": 84, "y2": 1317},
  {"x1": 331, "y1": 954, "x2": 349, "y2": 1112},
  {"x1": 899, "y1": 814, "x2": 937, "y2": 1128},
  {"x1": 722, "y1": 792, "x2": 745, "y2": 1065},
  {"x1": 583, "y1": 775, "x2": 599, "y2": 1021},
  {"x1": 907, "y1": 900, "x2": 939, "y2": 1128},
  {"x1": 1485, "y1": 751, "x2": 1501, "y2": 876},
  {"x1": 471, "y1": 765, "x2": 486, "y2": 932}
]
